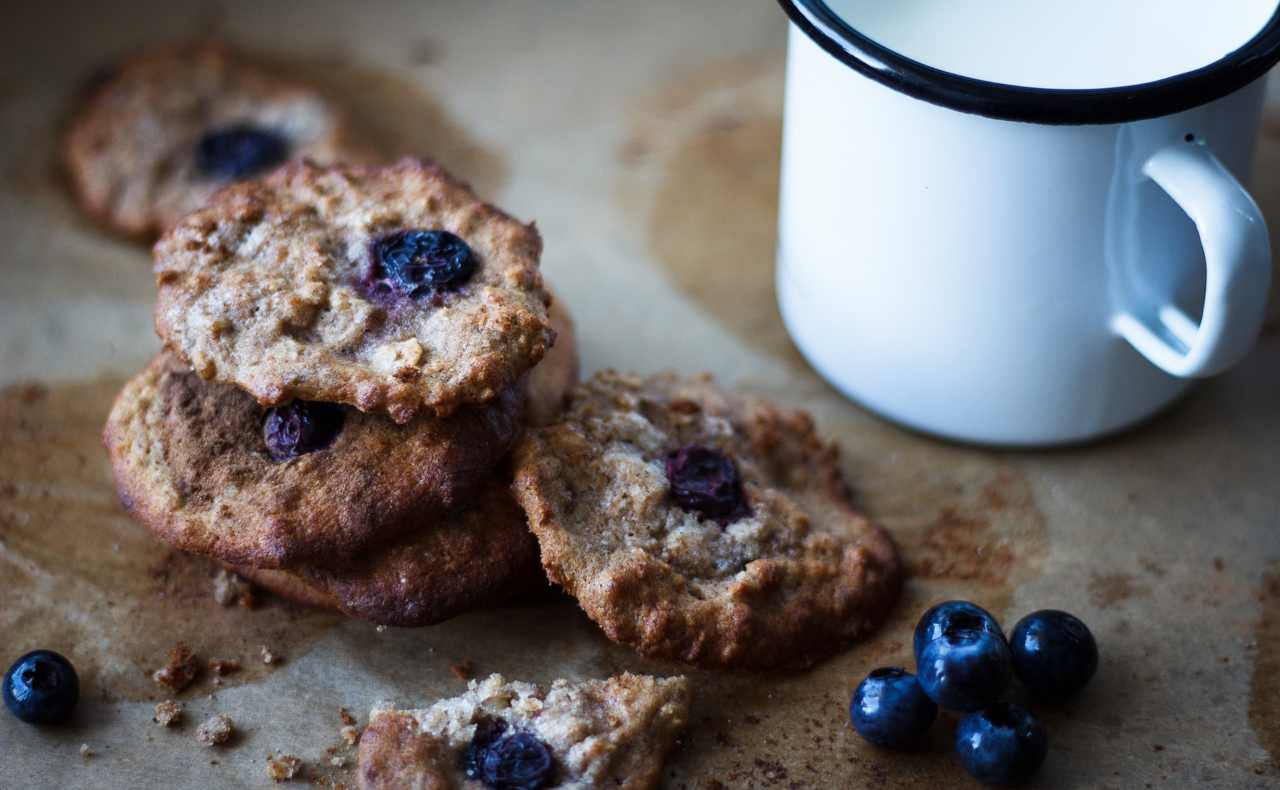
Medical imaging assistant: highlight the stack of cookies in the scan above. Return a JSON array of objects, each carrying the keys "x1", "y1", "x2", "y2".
[
  {"x1": 82, "y1": 41, "x2": 907, "y2": 788},
  {"x1": 90, "y1": 43, "x2": 904, "y2": 669},
  {"x1": 105, "y1": 157, "x2": 577, "y2": 627}
]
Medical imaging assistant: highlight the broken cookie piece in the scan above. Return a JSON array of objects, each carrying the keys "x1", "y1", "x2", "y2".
[{"x1": 357, "y1": 673, "x2": 689, "y2": 790}]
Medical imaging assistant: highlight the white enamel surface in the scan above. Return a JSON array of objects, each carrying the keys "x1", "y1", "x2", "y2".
[
  {"x1": 776, "y1": 27, "x2": 1271, "y2": 445},
  {"x1": 825, "y1": 0, "x2": 1278, "y2": 89}
]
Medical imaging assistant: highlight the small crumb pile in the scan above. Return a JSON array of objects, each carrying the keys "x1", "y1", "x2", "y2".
[
  {"x1": 196, "y1": 714, "x2": 234, "y2": 747},
  {"x1": 153, "y1": 643, "x2": 200, "y2": 691},
  {"x1": 266, "y1": 752, "x2": 304, "y2": 782},
  {"x1": 153, "y1": 700, "x2": 183, "y2": 727},
  {"x1": 212, "y1": 569, "x2": 256, "y2": 608}
]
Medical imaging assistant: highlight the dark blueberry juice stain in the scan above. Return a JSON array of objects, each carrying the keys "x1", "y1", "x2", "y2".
[
  {"x1": 367, "y1": 229, "x2": 475, "y2": 303},
  {"x1": 665, "y1": 444, "x2": 751, "y2": 525},
  {"x1": 262, "y1": 401, "x2": 345, "y2": 462},
  {"x1": 196, "y1": 125, "x2": 290, "y2": 180}
]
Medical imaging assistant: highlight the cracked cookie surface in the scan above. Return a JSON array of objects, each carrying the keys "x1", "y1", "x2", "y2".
[
  {"x1": 153, "y1": 158, "x2": 553, "y2": 422},
  {"x1": 357, "y1": 673, "x2": 689, "y2": 790},
  {"x1": 512, "y1": 371, "x2": 902, "y2": 669},
  {"x1": 63, "y1": 42, "x2": 373, "y2": 239}
]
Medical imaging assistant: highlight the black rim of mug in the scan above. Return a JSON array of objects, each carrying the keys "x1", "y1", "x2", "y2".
[{"x1": 779, "y1": 0, "x2": 1280, "y2": 125}]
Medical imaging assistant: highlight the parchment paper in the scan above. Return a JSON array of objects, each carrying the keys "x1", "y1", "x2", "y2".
[{"x1": 2, "y1": 2, "x2": 1279, "y2": 788}]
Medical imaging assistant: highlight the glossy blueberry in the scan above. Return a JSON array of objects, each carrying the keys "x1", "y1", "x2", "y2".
[
  {"x1": 370, "y1": 229, "x2": 476, "y2": 300},
  {"x1": 849, "y1": 667, "x2": 937, "y2": 749},
  {"x1": 955, "y1": 703, "x2": 1048, "y2": 787},
  {"x1": 4, "y1": 650, "x2": 79, "y2": 725},
  {"x1": 262, "y1": 401, "x2": 344, "y2": 461},
  {"x1": 464, "y1": 717, "x2": 555, "y2": 790},
  {"x1": 913, "y1": 600, "x2": 1004, "y2": 664},
  {"x1": 195, "y1": 125, "x2": 289, "y2": 180},
  {"x1": 1009, "y1": 610, "x2": 1098, "y2": 700},
  {"x1": 664, "y1": 445, "x2": 750, "y2": 525},
  {"x1": 917, "y1": 612, "x2": 1012, "y2": 711}
]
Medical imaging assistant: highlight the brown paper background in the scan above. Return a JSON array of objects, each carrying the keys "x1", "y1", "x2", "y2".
[{"x1": 2, "y1": 2, "x2": 1279, "y2": 787}]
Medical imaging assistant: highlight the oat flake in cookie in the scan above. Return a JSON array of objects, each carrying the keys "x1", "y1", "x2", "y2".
[
  {"x1": 103, "y1": 352, "x2": 523, "y2": 568},
  {"x1": 153, "y1": 158, "x2": 553, "y2": 422},
  {"x1": 512, "y1": 371, "x2": 903, "y2": 670},
  {"x1": 357, "y1": 674, "x2": 690, "y2": 790},
  {"x1": 62, "y1": 42, "x2": 373, "y2": 239}
]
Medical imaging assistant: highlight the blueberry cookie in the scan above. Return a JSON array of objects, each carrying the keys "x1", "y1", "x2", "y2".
[
  {"x1": 357, "y1": 673, "x2": 690, "y2": 790},
  {"x1": 63, "y1": 42, "x2": 373, "y2": 239},
  {"x1": 512, "y1": 371, "x2": 902, "y2": 670},
  {"x1": 103, "y1": 352, "x2": 523, "y2": 568},
  {"x1": 153, "y1": 158, "x2": 553, "y2": 422}
]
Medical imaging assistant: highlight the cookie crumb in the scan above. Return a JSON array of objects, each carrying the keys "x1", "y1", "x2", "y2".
[
  {"x1": 208, "y1": 658, "x2": 242, "y2": 676},
  {"x1": 265, "y1": 752, "x2": 304, "y2": 782},
  {"x1": 153, "y1": 643, "x2": 200, "y2": 691},
  {"x1": 153, "y1": 700, "x2": 184, "y2": 727},
  {"x1": 213, "y1": 569, "x2": 251, "y2": 607},
  {"x1": 79, "y1": 743, "x2": 95, "y2": 759},
  {"x1": 196, "y1": 714, "x2": 234, "y2": 747},
  {"x1": 450, "y1": 659, "x2": 474, "y2": 680},
  {"x1": 260, "y1": 645, "x2": 281, "y2": 665},
  {"x1": 340, "y1": 725, "x2": 360, "y2": 747},
  {"x1": 338, "y1": 707, "x2": 356, "y2": 727}
]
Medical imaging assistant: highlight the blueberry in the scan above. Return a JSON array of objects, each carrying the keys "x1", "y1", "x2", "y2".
[
  {"x1": 1009, "y1": 610, "x2": 1098, "y2": 700},
  {"x1": 664, "y1": 445, "x2": 751, "y2": 525},
  {"x1": 464, "y1": 717, "x2": 509, "y2": 780},
  {"x1": 262, "y1": 401, "x2": 344, "y2": 461},
  {"x1": 195, "y1": 125, "x2": 289, "y2": 180},
  {"x1": 849, "y1": 667, "x2": 937, "y2": 749},
  {"x1": 370, "y1": 230, "x2": 476, "y2": 300},
  {"x1": 4, "y1": 650, "x2": 79, "y2": 725},
  {"x1": 917, "y1": 612, "x2": 1012, "y2": 711},
  {"x1": 955, "y1": 703, "x2": 1048, "y2": 786},
  {"x1": 914, "y1": 601, "x2": 1004, "y2": 664},
  {"x1": 463, "y1": 718, "x2": 555, "y2": 790}
]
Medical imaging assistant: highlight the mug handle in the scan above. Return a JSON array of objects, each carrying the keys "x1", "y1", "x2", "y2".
[{"x1": 1112, "y1": 141, "x2": 1272, "y2": 378}]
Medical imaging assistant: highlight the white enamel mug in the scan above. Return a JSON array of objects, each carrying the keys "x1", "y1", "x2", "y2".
[{"x1": 776, "y1": 1, "x2": 1280, "y2": 445}]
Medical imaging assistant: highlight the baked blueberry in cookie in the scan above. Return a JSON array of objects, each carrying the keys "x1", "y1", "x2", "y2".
[
  {"x1": 665, "y1": 444, "x2": 751, "y2": 525},
  {"x1": 464, "y1": 718, "x2": 557, "y2": 790},
  {"x1": 262, "y1": 400, "x2": 345, "y2": 461},
  {"x1": 104, "y1": 353, "x2": 524, "y2": 568},
  {"x1": 370, "y1": 229, "x2": 476, "y2": 302},
  {"x1": 62, "y1": 42, "x2": 374, "y2": 239},
  {"x1": 153, "y1": 158, "x2": 553, "y2": 423},
  {"x1": 357, "y1": 674, "x2": 689, "y2": 790},
  {"x1": 512, "y1": 371, "x2": 902, "y2": 670},
  {"x1": 196, "y1": 124, "x2": 290, "y2": 180}
]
